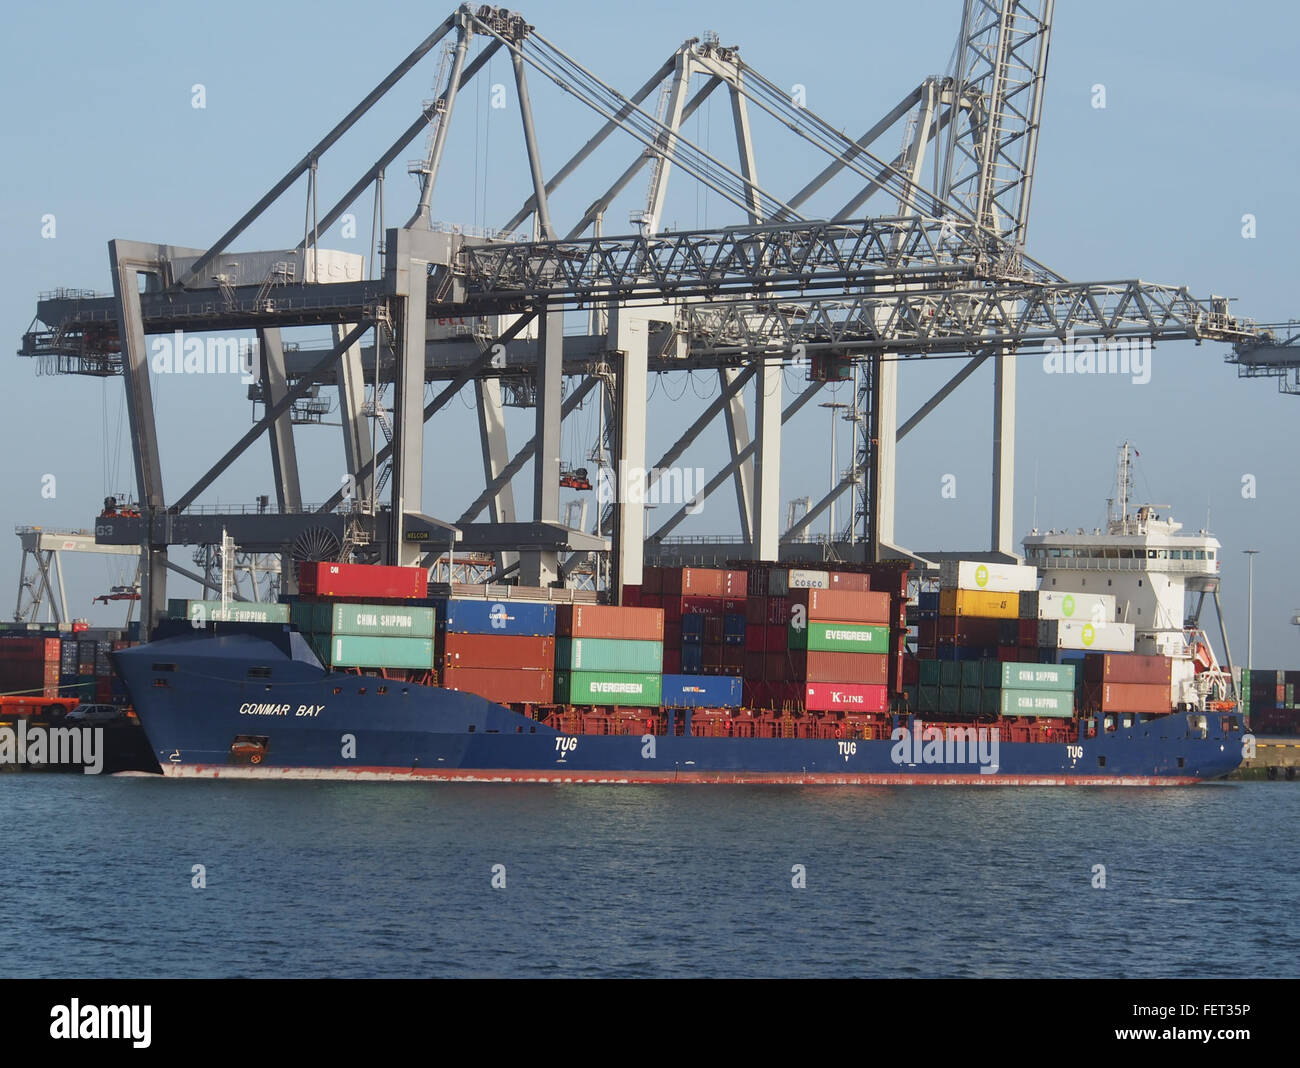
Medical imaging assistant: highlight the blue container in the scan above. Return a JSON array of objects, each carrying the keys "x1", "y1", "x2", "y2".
[
  {"x1": 681, "y1": 615, "x2": 705, "y2": 642},
  {"x1": 436, "y1": 599, "x2": 556, "y2": 637},
  {"x1": 680, "y1": 643, "x2": 704, "y2": 673},
  {"x1": 918, "y1": 591, "x2": 940, "y2": 612},
  {"x1": 723, "y1": 613, "x2": 746, "y2": 646},
  {"x1": 661, "y1": 674, "x2": 742, "y2": 708}
]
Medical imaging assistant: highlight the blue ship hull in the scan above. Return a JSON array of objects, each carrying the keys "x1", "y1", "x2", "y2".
[{"x1": 113, "y1": 626, "x2": 1245, "y2": 785}]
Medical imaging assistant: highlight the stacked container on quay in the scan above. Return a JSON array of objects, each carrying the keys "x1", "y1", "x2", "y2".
[{"x1": 115, "y1": 514, "x2": 1246, "y2": 784}]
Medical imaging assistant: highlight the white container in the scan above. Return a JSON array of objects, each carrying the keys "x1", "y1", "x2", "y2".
[
  {"x1": 940, "y1": 560, "x2": 1038, "y2": 593},
  {"x1": 1038, "y1": 619, "x2": 1135, "y2": 652},
  {"x1": 1020, "y1": 590, "x2": 1116, "y2": 623},
  {"x1": 768, "y1": 568, "x2": 829, "y2": 595}
]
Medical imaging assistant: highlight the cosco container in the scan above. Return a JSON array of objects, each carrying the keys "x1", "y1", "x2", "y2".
[
  {"x1": 787, "y1": 621, "x2": 890, "y2": 653},
  {"x1": 803, "y1": 682, "x2": 889, "y2": 713},
  {"x1": 1038, "y1": 619, "x2": 1135, "y2": 652},
  {"x1": 1000, "y1": 662, "x2": 1076, "y2": 692},
  {"x1": 768, "y1": 568, "x2": 829, "y2": 595},
  {"x1": 328, "y1": 635, "x2": 434, "y2": 669},
  {"x1": 329, "y1": 603, "x2": 436, "y2": 638},
  {"x1": 938, "y1": 589, "x2": 1020, "y2": 619},
  {"x1": 554, "y1": 670, "x2": 662, "y2": 707},
  {"x1": 556, "y1": 604, "x2": 663, "y2": 641},
  {"x1": 999, "y1": 689, "x2": 1074, "y2": 718},
  {"x1": 939, "y1": 560, "x2": 1038, "y2": 594},
  {"x1": 1018, "y1": 590, "x2": 1116, "y2": 623},
  {"x1": 660, "y1": 674, "x2": 743, "y2": 708},
  {"x1": 439, "y1": 599, "x2": 557, "y2": 637},
  {"x1": 554, "y1": 637, "x2": 663, "y2": 673}
]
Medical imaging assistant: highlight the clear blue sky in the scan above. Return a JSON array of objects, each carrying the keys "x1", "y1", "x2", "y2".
[{"x1": 2, "y1": 0, "x2": 1298, "y2": 666}]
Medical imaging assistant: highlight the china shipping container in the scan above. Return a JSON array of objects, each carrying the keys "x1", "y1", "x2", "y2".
[
  {"x1": 1000, "y1": 689, "x2": 1074, "y2": 718},
  {"x1": 168, "y1": 599, "x2": 291, "y2": 624},
  {"x1": 328, "y1": 635, "x2": 434, "y2": 669},
  {"x1": 1000, "y1": 662, "x2": 1076, "y2": 691},
  {"x1": 556, "y1": 604, "x2": 663, "y2": 641},
  {"x1": 330, "y1": 603, "x2": 436, "y2": 638},
  {"x1": 298, "y1": 561, "x2": 427, "y2": 600},
  {"x1": 440, "y1": 666, "x2": 554, "y2": 705},
  {"x1": 438, "y1": 634, "x2": 555, "y2": 671}
]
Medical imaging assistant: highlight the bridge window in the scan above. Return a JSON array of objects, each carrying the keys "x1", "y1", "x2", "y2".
[
  {"x1": 247, "y1": 666, "x2": 271, "y2": 679},
  {"x1": 151, "y1": 663, "x2": 176, "y2": 672}
]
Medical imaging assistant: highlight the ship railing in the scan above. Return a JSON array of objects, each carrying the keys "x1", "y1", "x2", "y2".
[{"x1": 1030, "y1": 556, "x2": 1214, "y2": 574}]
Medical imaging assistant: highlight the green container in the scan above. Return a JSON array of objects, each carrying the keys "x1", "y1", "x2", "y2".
[
  {"x1": 980, "y1": 687, "x2": 1000, "y2": 716},
  {"x1": 1000, "y1": 689, "x2": 1074, "y2": 718},
  {"x1": 1000, "y1": 662, "x2": 1075, "y2": 692},
  {"x1": 981, "y1": 660, "x2": 1004, "y2": 688},
  {"x1": 554, "y1": 670, "x2": 662, "y2": 707},
  {"x1": 290, "y1": 603, "x2": 330, "y2": 634},
  {"x1": 918, "y1": 686, "x2": 940, "y2": 714},
  {"x1": 960, "y1": 661, "x2": 982, "y2": 686},
  {"x1": 330, "y1": 603, "x2": 436, "y2": 639},
  {"x1": 169, "y1": 599, "x2": 289, "y2": 624},
  {"x1": 960, "y1": 685, "x2": 980, "y2": 713},
  {"x1": 555, "y1": 637, "x2": 663, "y2": 673},
  {"x1": 940, "y1": 660, "x2": 963, "y2": 687},
  {"x1": 918, "y1": 659, "x2": 942, "y2": 686},
  {"x1": 939, "y1": 686, "x2": 962, "y2": 715},
  {"x1": 788, "y1": 621, "x2": 890, "y2": 653},
  {"x1": 328, "y1": 634, "x2": 434, "y2": 669},
  {"x1": 903, "y1": 685, "x2": 919, "y2": 707}
]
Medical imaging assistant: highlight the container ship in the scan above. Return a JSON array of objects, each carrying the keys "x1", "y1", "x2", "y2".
[{"x1": 112, "y1": 450, "x2": 1247, "y2": 785}]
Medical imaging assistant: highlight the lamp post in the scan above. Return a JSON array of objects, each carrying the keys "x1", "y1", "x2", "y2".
[{"x1": 1243, "y1": 550, "x2": 1259, "y2": 670}]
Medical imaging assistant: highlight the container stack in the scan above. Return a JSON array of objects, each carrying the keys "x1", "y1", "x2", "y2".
[
  {"x1": 1242, "y1": 669, "x2": 1300, "y2": 734},
  {"x1": 0, "y1": 637, "x2": 61, "y2": 699},
  {"x1": 1081, "y1": 653, "x2": 1173, "y2": 715},
  {"x1": 921, "y1": 560, "x2": 1037, "y2": 662},
  {"x1": 438, "y1": 599, "x2": 557, "y2": 705},
  {"x1": 640, "y1": 566, "x2": 746, "y2": 678},
  {"x1": 905, "y1": 659, "x2": 1075, "y2": 720},
  {"x1": 293, "y1": 601, "x2": 438, "y2": 672},
  {"x1": 553, "y1": 604, "x2": 664, "y2": 707}
]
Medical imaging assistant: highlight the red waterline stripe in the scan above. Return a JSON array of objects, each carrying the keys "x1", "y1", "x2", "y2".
[{"x1": 160, "y1": 764, "x2": 1204, "y2": 786}]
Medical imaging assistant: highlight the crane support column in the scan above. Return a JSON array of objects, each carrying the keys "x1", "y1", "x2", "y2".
[
  {"x1": 752, "y1": 359, "x2": 782, "y2": 560},
  {"x1": 610, "y1": 306, "x2": 649, "y2": 597},
  {"x1": 521, "y1": 306, "x2": 564, "y2": 586},
  {"x1": 992, "y1": 346, "x2": 1016, "y2": 556}
]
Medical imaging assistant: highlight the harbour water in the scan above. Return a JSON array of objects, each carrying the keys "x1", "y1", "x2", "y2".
[{"x1": 1, "y1": 777, "x2": 1294, "y2": 978}]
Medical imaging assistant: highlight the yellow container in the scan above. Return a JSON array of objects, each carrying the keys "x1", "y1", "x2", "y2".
[{"x1": 939, "y1": 589, "x2": 1020, "y2": 619}]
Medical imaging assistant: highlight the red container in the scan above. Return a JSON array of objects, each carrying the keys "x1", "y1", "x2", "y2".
[
  {"x1": 1085, "y1": 681, "x2": 1170, "y2": 713},
  {"x1": 765, "y1": 624, "x2": 787, "y2": 651},
  {"x1": 997, "y1": 646, "x2": 1023, "y2": 662},
  {"x1": 917, "y1": 619, "x2": 938, "y2": 646},
  {"x1": 721, "y1": 645, "x2": 744, "y2": 671},
  {"x1": 621, "y1": 584, "x2": 642, "y2": 607},
  {"x1": 764, "y1": 651, "x2": 788, "y2": 681},
  {"x1": 744, "y1": 627, "x2": 767, "y2": 652},
  {"x1": 0, "y1": 638, "x2": 46, "y2": 659},
  {"x1": 298, "y1": 561, "x2": 426, "y2": 600},
  {"x1": 639, "y1": 591, "x2": 663, "y2": 608},
  {"x1": 702, "y1": 616, "x2": 724, "y2": 644},
  {"x1": 662, "y1": 567, "x2": 725, "y2": 598},
  {"x1": 938, "y1": 617, "x2": 1000, "y2": 646},
  {"x1": 664, "y1": 621, "x2": 683, "y2": 648},
  {"x1": 721, "y1": 570, "x2": 749, "y2": 598},
  {"x1": 1084, "y1": 653, "x2": 1172, "y2": 685},
  {"x1": 745, "y1": 596, "x2": 768, "y2": 625},
  {"x1": 556, "y1": 604, "x2": 664, "y2": 641},
  {"x1": 663, "y1": 648, "x2": 682, "y2": 674},
  {"x1": 439, "y1": 633, "x2": 555, "y2": 671},
  {"x1": 790, "y1": 588, "x2": 891, "y2": 624},
  {"x1": 703, "y1": 644, "x2": 724, "y2": 669},
  {"x1": 804, "y1": 682, "x2": 890, "y2": 713},
  {"x1": 441, "y1": 666, "x2": 554, "y2": 705},
  {"x1": 676, "y1": 595, "x2": 726, "y2": 617},
  {"x1": 766, "y1": 597, "x2": 790, "y2": 625},
  {"x1": 744, "y1": 652, "x2": 767, "y2": 680},
  {"x1": 1018, "y1": 619, "x2": 1039, "y2": 648},
  {"x1": 788, "y1": 651, "x2": 889, "y2": 685},
  {"x1": 901, "y1": 657, "x2": 920, "y2": 685},
  {"x1": 827, "y1": 571, "x2": 872, "y2": 592},
  {"x1": 642, "y1": 567, "x2": 663, "y2": 595}
]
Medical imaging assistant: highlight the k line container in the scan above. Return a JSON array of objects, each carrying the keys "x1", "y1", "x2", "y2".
[
  {"x1": 787, "y1": 621, "x2": 891, "y2": 653},
  {"x1": 790, "y1": 588, "x2": 892, "y2": 624},
  {"x1": 940, "y1": 560, "x2": 1039, "y2": 593},
  {"x1": 1018, "y1": 590, "x2": 1116, "y2": 623},
  {"x1": 556, "y1": 604, "x2": 663, "y2": 641},
  {"x1": 329, "y1": 603, "x2": 436, "y2": 638},
  {"x1": 1038, "y1": 619, "x2": 1135, "y2": 652},
  {"x1": 440, "y1": 666, "x2": 554, "y2": 705},
  {"x1": 554, "y1": 637, "x2": 664, "y2": 673},
  {"x1": 329, "y1": 635, "x2": 434, "y2": 669},
  {"x1": 938, "y1": 589, "x2": 1020, "y2": 619},
  {"x1": 1000, "y1": 662, "x2": 1076, "y2": 692},
  {"x1": 439, "y1": 599, "x2": 557, "y2": 637},
  {"x1": 803, "y1": 682, "x2": 890, "y2": 713},
  {"x1": 660, "y1": 674, "x2": 743, "y2": 708},
  {"x1": 438, "y1": 634, "x2": 555, "y2": 671},
  {"x1": 554, "y1": 670, "x2": 663, "y2": 707},
  {"x1": 1000, "y1": 689, "x2": 1074, "y2": 718}
]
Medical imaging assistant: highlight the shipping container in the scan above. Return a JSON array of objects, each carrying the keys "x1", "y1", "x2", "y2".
[
  {"x1": 438, "y1": 634, "x2": 555, "y2": 671},
  {"x1": 554, "y1": 670, "x2": 663, "y2": 707},
  {"x1": 1038, "y1": 619, "x2": 1136, "y2": 652},
  {"x1": 556, "y1": 604, "x2": 663, "y2": 641},
  {"x1": 661, "y1": 567, "x2": 725, "y2": 598},
  {"x1": 681, "y1": 644, "x2": 703, "y2": 674},
  {"x1": 298, "y1": 561, "x2": 427, "y2": 600},
  {"x1": 328, "y1": 635, "x2": 434, "y2": 669},
  {"x1": 440, "y1": 599, "x2": 557, "y2": 637},
  {"x1": 1084, "y1": 681, "x2": 1172, "y2": 713},
  {"x1": 1000, "y1": 689, "x2": 1074, "y2": 718},
  {"x1": 940, "y1": 560, "x2": 1039, "y2": 593},
  {"x1": 939, "y1": 589, "x2": 1020, "y2": 619},
  {"x1": 786, "y1": 650, "x2": 890, "y2": 684},
  {"x1": 826, "y1": 571, "x2": 873, "y2": 592},
  {"x1": 330, "y1": 603, "x2": 436, "y2": 639},
  {"x1": 1082, "y1": 652, "x2": 1172, "y2": 685},
  {"x1": 169, "y1": 599, "x2": 292, "y2": 624},
  {"x1": 555, "y1": 637, "x2": 663, "y2": 673},
  {"x1": 1000, "y1": 662, "x2": 1076, "y2": 692},
  {"x1": 440, "y1": 666, "x2": 554, "y2": 705},
  {"x1": 768, "y1": 568, "x2": 829, "y2": 595},
  {"x1": 1018, "y1": 590, "x2": 1116, "y2": 623},
  {"x1": 790, "y1": 588, "x2": 892, "y2": 624},
  {"x1": 803, "y1": 682, "x2": 890, "y2": 713},
  {"x1": 660, "y1": 674, "x2": 743, "y2": 708},
  {"x1": 787, "y1": 621, "x2": 891, "y2": 653}
]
